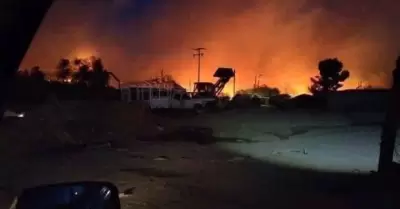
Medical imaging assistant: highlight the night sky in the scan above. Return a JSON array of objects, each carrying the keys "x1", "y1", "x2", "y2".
[{"x1": 21, "y1": 0, "x2": 400, "y2": 95}]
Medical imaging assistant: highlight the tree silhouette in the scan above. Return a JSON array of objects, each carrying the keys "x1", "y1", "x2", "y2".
[
  {"x1": 255, "y1": 85, "x2": 280, "y2": 97},
  {"x1": 17, "y1": 69, "x2": 30, "y2": 78},
  {"x1": 56, "y1": 58, "x2": 72, "y2": 82},
  {"x1": 72, "y1": 59, "x2": 91, "y2": 85},
  {"x1": 89, "y1": 57, "x2": 110, "y2": 88},
  {"x1": 309, "y1": 58, "x2": 350, "y2": 95},
  {"x1": 73, "y1": 58, "x2": 82, "y2": 66},
  {"x1": 237, "y1": 85, "x2": 280, "y2": 97},
  {"x1": 30, "y1": 66, "x2": 46, "y2": 82}
]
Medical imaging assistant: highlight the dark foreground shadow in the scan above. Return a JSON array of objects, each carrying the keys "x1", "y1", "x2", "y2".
[
  {"x1": 219, "y1": 154, "x2": 400, "y2": 209},
  {"x1": 135, "y1": 129, "x2": 400, "y2": 209},
  {"x1": 3, "y1": 129, "x2": 400, "y2": 209}
]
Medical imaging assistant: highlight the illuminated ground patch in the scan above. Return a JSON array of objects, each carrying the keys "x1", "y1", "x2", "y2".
[{"x1": 218, "y1": 126, "x2": 400, "y2": 173}]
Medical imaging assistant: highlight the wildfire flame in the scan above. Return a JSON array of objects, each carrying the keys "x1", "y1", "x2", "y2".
[{"x1": 20, "y1": 1, "x2": 397, "y2": 95}]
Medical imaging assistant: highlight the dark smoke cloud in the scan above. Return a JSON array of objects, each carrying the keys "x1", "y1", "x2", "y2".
[{"x1": 21, "y1": 0, "x2": 400, "y2": 94}]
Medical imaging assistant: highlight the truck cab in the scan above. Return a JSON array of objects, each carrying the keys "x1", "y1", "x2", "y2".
[{"x1": 168, "y1": 91, "x2": 205, "y2": 111}]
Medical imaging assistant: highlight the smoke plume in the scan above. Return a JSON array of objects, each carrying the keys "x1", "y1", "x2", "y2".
[{"x1": 21, "y1": 0, "x2": 400, "y2": 95}]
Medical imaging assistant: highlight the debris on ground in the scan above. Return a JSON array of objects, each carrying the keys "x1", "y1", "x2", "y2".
[
  {"x1": 122, "y1": 187, "x2": 136, "y2": 195},
  {"x1": 272, "y1": 151, "x2": 282, "y2": 155},
  {"x1": 153, "y1": 156, "x2": 170, "y2": 161},
  {"x1": 272, "y1": 148, "x2": 308, "y2": 156},
  {"x1": 0, "y1": 99, "x2": 169, "y2": 159},
  {"x1": 289, "y1": 148, "x2": 308, "y2": 155},
  {"x1": 227, "y1": 156, "x2": 246, "y2": 163}
]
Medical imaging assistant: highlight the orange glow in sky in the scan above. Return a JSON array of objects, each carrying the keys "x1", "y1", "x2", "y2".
[
  {"x1": 67, "y1": 45, "x2": 99, "y2": 60},
  {"x1": 21, "y1": 1, "x2": 398, "y2": 96}
]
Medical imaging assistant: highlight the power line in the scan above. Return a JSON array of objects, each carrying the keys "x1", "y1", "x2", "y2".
[{"x1": 193, "y1": 48, "x2": 206, "y2": 83}]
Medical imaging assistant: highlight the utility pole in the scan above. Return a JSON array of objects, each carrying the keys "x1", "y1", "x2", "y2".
[
  {"x1": 254, "y1": 74, "x2": 262, "y2": 88},
  {"x1": 257, "y1": 74, "x2": 263, "y2": 88},
  {"x1": 193, "y1": 48, "x2": 206, "y2": 83},
  {"x1": 378, "y1": 57, "x2": 400, "y2": 174},
  {"x1": 233, "y1": 69, "x2": 236, "y2": 96}
]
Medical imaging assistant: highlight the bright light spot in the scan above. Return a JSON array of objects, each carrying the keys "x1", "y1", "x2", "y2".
[
  {"x1": 217, "y1": 125, "x2": 395, "y2": 174},
  {"x1": 290, "y1": 85, "x2": 309, "y2": 95},
  {"x1": 68, "y1": 46, "x2": 98, "y2": 60},
  {"x1": 3, "y1": 110, "x2": 24, "y2": 118}
]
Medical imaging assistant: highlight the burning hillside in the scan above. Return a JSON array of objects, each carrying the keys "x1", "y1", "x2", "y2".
[{"x1": 21, "y1": 0, "x2": 400, "y2": 95}]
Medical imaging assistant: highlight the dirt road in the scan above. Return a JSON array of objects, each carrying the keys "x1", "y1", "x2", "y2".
[
  {"x1": 1, "y1": 139, "x2": 397, "y2": 209},
  {"x1": 0, "y1": 107, "x2": 397, "y2": 209}
]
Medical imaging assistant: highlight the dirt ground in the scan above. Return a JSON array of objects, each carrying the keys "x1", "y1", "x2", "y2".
[
  {"x1": 2, "y1": 140, "x2": 398, "y2": 209},
  {"x1": 0, "y1": 104, "x2": 398, "y2": 209}
]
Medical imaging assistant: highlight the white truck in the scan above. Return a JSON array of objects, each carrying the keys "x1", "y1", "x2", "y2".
[
  {"x1": 120, "y1": 85, "x2": 215, "y2": 113},
  {"x1": 149, "y1": 90, "x2": 214, "y2": 113}
]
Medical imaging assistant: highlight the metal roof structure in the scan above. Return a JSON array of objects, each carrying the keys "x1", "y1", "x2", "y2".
[{"x1": 121, "y1": 78, "x2": 186, "y2": 90}]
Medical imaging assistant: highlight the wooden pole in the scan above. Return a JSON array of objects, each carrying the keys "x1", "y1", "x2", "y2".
[
  {"x1": 233, "y1": 69, "x2": 236, "y2": 96},
  {"x1": 378, "y1": 57, "x2": 400, "y2": 173},
  {"x1": 193, "y1": 48, "x2": 205, "y2": 83}
]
